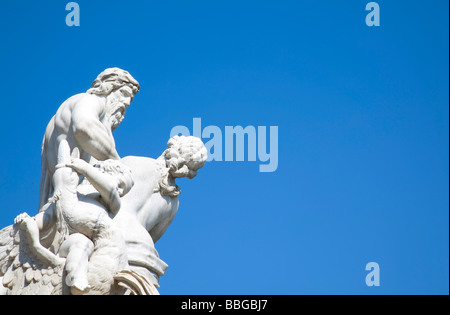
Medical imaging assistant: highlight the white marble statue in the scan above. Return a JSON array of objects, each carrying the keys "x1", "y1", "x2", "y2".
[
  {"x1": 39, "y1": 67, "x2": 140, "y2": 211},
  {"x1": 0, "y1": 69, "x2": 207, "y2": 295}
]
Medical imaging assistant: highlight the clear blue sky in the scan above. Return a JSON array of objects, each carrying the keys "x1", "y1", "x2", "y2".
[{"x1": 0, "y1": 0, "x2": 448, "y2": 294}]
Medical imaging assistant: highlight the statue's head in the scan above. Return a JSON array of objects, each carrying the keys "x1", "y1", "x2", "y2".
[
  {"x1": 87, "y1": 68, "x2": 140, "y2": 130},
  {"x1": 87, "y1": 68, "x2": 140, "y2": 97},
  {"x1": 95, "y1": 159, "x2": 134, "y2": 197},
  {"x1": 164, "y1": 136, "x2": 208, "y2": 179},
  {"x1": 157, "y1": 136, "x2": 207, "y2": 198}
]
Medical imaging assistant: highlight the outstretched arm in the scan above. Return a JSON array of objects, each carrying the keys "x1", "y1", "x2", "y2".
[
  {"x1": 71, "y1": 96, "x2": 120, "y2": 161},
  {"x1": 15, "y1": 202, "x2": 57, "y2": 235},
  {"x1": 66, "y1": 158, "x2": 122, "y2": 215}
]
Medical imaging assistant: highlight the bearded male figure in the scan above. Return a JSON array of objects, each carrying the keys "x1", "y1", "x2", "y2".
[{"x1": 39, "y1": 68, "x2": 140, "y2": 211}]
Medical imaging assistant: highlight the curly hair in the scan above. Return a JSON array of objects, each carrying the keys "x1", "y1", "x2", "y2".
[
  {"x1": 95, "y1": 159, "x2": 134, "y2": 197},
  {"x1": 87, "y1": 68, "x2": 140, "y2": 98},
  {"x1": 156, "y1": 136, "x2": 207, "y2": 198}
]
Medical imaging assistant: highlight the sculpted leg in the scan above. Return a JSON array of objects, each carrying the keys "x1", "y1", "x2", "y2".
[{"x1": 59, "y1": 233, "x2": 94, "y2": 295}]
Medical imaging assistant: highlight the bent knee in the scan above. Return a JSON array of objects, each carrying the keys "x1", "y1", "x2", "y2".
[{"x1": 59, "y1": 233, "x2": 94, "y2": 258}]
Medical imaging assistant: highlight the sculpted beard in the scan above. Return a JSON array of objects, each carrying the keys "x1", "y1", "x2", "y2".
[{"x1": 106, "y1": 95, "x2": 126, "y2": 131}]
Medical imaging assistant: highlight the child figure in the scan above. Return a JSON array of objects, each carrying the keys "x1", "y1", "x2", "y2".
[
  {"x1": 59, "y1": 156, "x2": 134, "y2": 295},
  {"x1": 16, "y1": 140, "x2": 134, "y2": 295}
]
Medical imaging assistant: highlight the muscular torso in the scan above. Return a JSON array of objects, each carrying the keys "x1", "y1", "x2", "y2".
[
  {"x1": 43, "y1": 93, "x2": 110, "y2": 176},
  {"x1": 39, "y1": 92, "x2": 121, "y2": 209}
]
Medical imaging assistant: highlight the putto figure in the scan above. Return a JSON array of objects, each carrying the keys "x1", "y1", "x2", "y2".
[
  {"x1": 12, "y1": 140, "x2": 133, "y2": 295},
  {"x1": 0, "y1": 70, "x2": 207, "y2": 295}
]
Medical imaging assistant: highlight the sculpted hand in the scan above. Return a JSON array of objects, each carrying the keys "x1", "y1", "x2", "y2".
[
  {"x1": 14, "y1": 212, "x2": 31, "y2": 225},
  {"x1": 66, "y1": 158, "x2": 89, "y2": 176}
]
